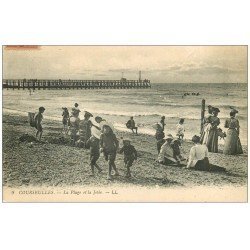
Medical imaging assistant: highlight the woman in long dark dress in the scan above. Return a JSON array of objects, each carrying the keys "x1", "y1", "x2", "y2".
[
  {"x1": 206, "y1": 107, "x2": 220, "y2": 153},
  {"x1": 223, "y1": 110, "x2": 243, "y2": 155}
]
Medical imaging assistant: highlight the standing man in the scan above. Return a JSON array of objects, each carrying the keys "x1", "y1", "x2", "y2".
[{"x1": 35, "y1": 107, "x2": 45, "y2": 141}]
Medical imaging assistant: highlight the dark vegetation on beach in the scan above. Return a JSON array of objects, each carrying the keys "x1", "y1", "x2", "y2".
[{"x1": 2, "y1": 114, "x2": 248, "y2": 188}]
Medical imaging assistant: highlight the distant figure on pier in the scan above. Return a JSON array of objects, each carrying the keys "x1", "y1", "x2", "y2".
[
  {"x1": 34, "y1": 107, "x2": 45, "y2": 142},
  {"x1": 126, "y1": 117, "x2": 138, "y2": 135},
  {"x1": 62, "y1": 107, "x2": 70, "y2": 134},
  {"x1": 78, "y1": 111, "x2": 93, "y2": 148}
]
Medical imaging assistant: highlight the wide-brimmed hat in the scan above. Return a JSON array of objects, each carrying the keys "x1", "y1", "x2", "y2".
[
  {"x1": 91, "y1": 126, "x2": 101, "y2": 139},
  {"x1": 164, "y1": 134, "x2": 174, "y2": 140},
  {"x1": 213, "y1": 107, "x2": 220, "y2": 113},
  {"x1": 206, "y1": 105, "x2": 214, "y2": 111},
  {"x1": 230, "y1": 108, "x2": 239, "y2": 114},
  {"x1": 84, "y1": 111, "x2": 93, "y2": 117},
  {"x1": 39, "y1": 106, "x2": 45, "y2": 111},
  {"x1": 95, "y1": 116, "x2": 104, "y2": 123}
]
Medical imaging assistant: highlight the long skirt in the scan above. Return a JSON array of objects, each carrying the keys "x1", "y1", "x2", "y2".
[
  {"x1": 194, "y1": 158, "x2": 225, "y2": 172},
  {"x1": 223, "y1": 129, "x2": 243, "y2": 155},
  {"x1": 200, "y1": 123, "x2": 210, "y2": 145},
  {"x1": 206, "y1": 129, "x2": 219, "y2": 153}
]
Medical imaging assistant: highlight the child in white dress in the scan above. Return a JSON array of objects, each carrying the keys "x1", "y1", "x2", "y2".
[{"x1": 176, "y1": 118, "x2": 185, "y2": 140}]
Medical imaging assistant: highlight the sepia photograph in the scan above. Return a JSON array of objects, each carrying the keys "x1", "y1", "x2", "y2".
[{"x1": 2, "y1": 45, "x2": 248, "y2": 202}]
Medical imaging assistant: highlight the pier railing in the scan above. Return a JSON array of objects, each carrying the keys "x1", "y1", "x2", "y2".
[{"x1": 2, "y1": 79, "x2": 151, "y2": 90}]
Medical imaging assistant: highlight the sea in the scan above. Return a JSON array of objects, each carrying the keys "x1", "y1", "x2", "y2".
[{"x1": 2, "y1": 83, "x2": 248, "y2": 145}]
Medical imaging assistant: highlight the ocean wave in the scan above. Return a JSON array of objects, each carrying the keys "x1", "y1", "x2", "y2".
[
  {"x1": 4, "y1": 107, "x2": 247, "y2": 122},
  {"x1": 113, "y1": 101, "x2": 248, "y2": 110},
  {"x1": 84, "y1": 108, "x2": 247, "y2": 121}
]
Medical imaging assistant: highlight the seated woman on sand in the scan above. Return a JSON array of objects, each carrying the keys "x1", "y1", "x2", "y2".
[
  {"x1": 186, "y1": 135, "x2": 225, "y2": 172},
  {"x1": 157, "y1": 134, "x2": 184, "y2": 166},
  {"x1": 186, "y1": 135, "x2": 209, "y2": 169}
]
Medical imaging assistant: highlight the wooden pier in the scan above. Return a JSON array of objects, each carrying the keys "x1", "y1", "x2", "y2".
[{"x1": 2, "y1": 79, "x2": 151, "y2": 90}]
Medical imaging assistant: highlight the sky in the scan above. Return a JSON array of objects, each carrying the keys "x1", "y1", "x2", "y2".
[{"x1": 3, "y1": 46, "x2": 247, "y2": 83}]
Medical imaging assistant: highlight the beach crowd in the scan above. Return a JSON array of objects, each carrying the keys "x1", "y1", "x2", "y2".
[{"x1": 30, "y1": 102, "x2": 243, "y2": 179}]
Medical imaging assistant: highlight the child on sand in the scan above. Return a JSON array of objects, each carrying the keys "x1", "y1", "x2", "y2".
[
  {"x1": 86, "y1": 127, "x2": 102, "y2": 176},
  {"x1": 35, "y1": 107, "x2": 45, "y2": 142},
  {"x1": 176, "y1": 118, "x2": 185, "y2": 140},
  {"x1": 119, "y1": 138, "x2": 137, "y2": 178},
  {"x1": 100, "y1": 124, "x2": 119, "y2": 180}
]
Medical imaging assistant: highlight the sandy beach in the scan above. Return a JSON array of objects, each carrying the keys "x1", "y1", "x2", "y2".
[{"x1": 3, "y1": 112, "x2": 248, "y2": 191}]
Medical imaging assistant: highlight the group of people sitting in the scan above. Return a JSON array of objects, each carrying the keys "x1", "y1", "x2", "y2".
[{"x1": 153, "y1": 105, "x2": 243, "y2": 171}]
